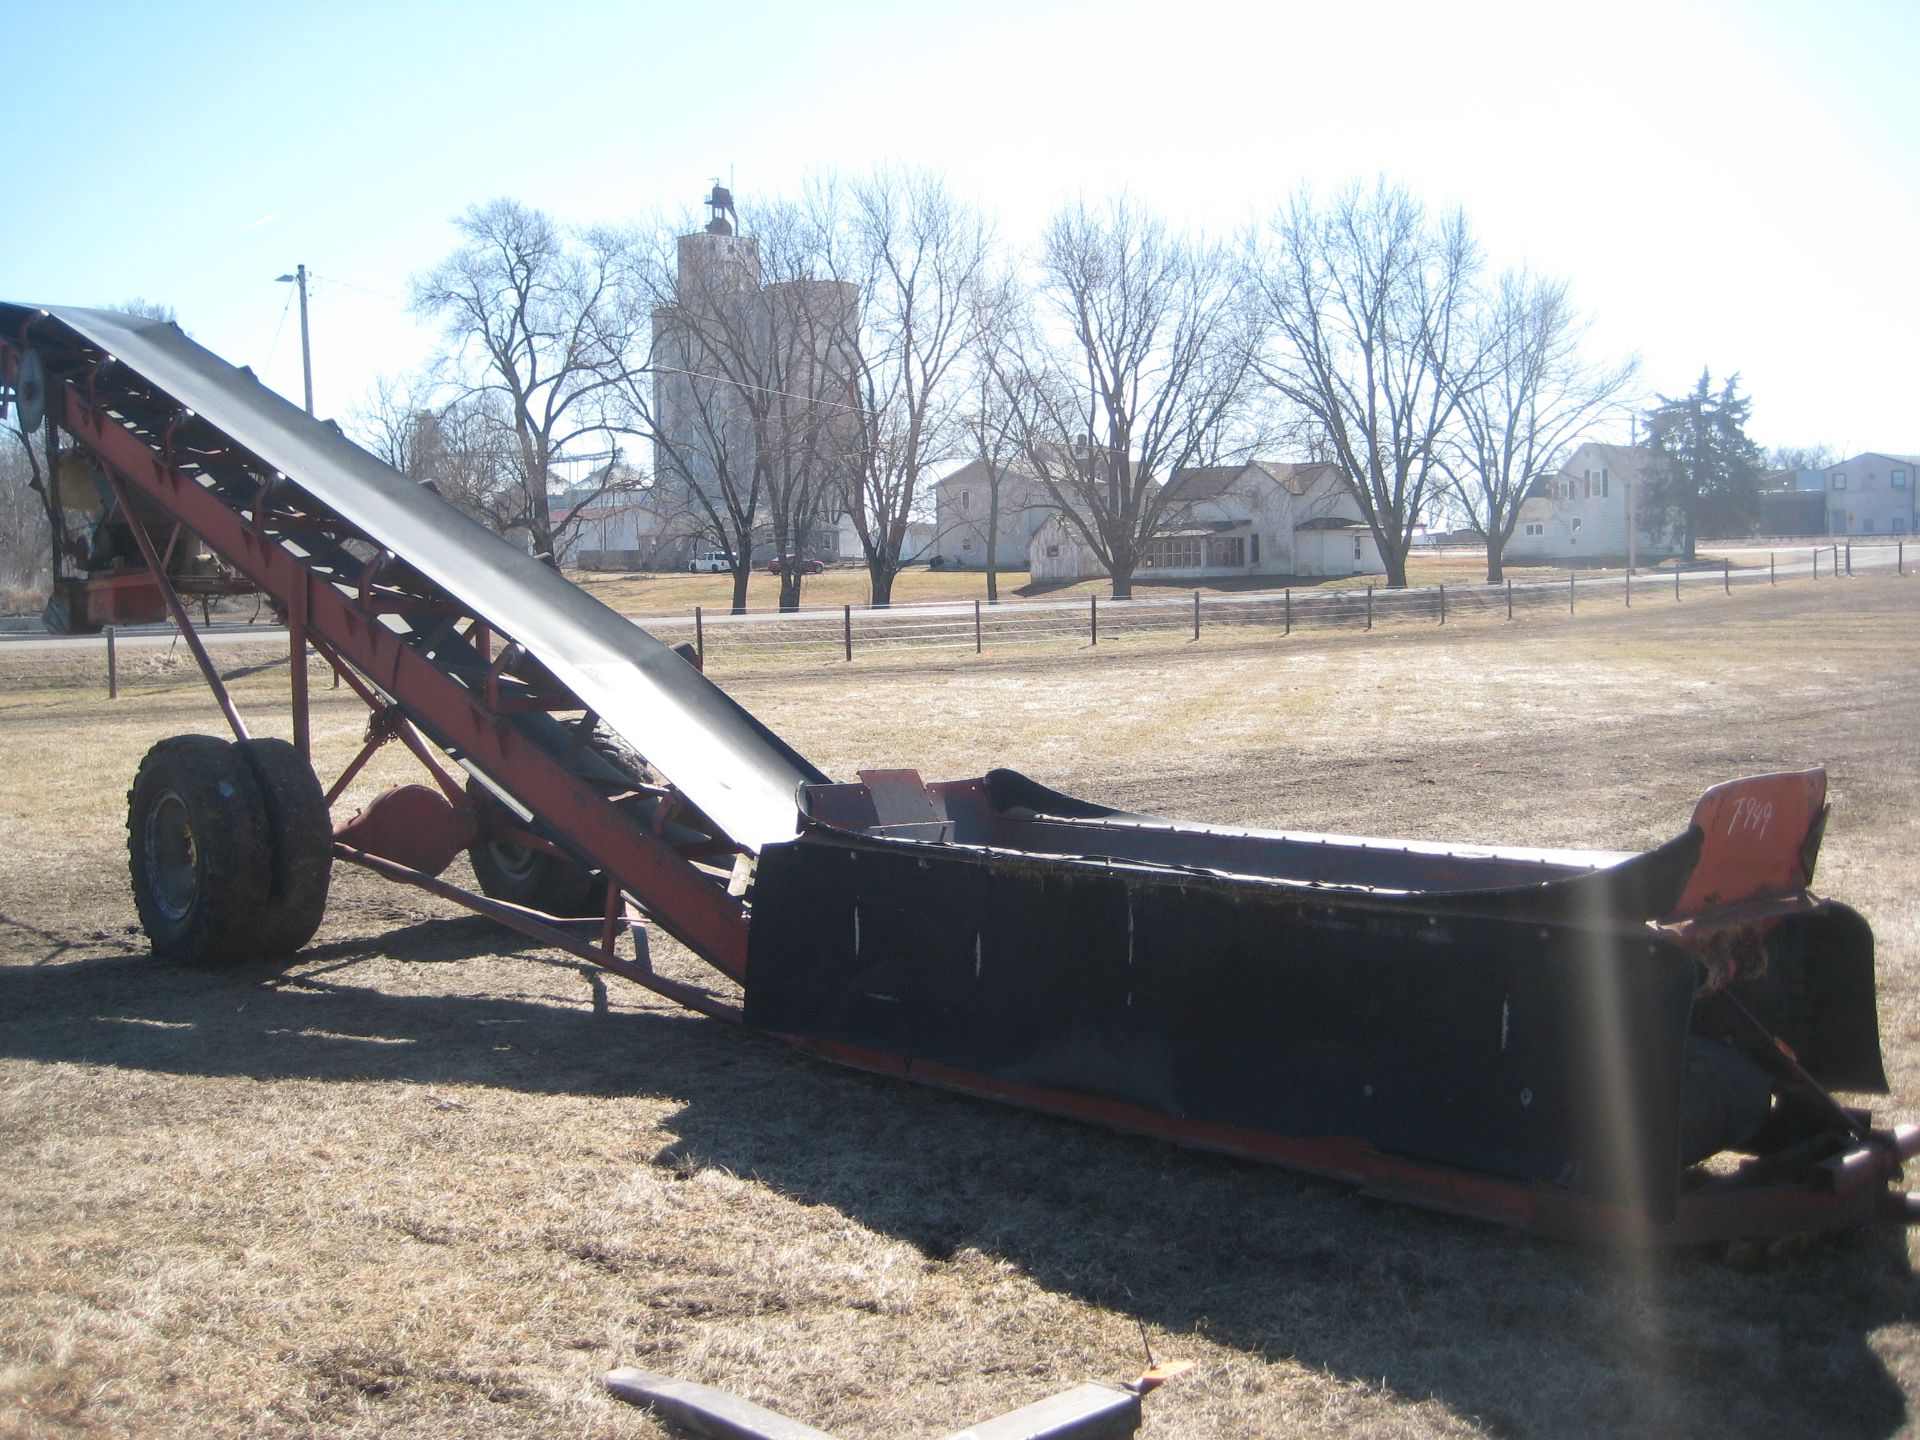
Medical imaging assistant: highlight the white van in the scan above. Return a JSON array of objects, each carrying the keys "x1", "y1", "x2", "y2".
[{"x1": 689, "y1": 551, "x2": 731, "y2": 573}]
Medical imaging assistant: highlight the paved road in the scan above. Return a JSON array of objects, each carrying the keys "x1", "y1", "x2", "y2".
[{"x1": 0, "y1": 622, "x2": 291, "y2": 652}]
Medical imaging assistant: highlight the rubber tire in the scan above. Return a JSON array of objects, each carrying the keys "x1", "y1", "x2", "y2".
[
  {"x1": 127, "y1": 735, "x2": 274, "y2": 965},
  {"x1": 465, "y1": 781, "x2": 603, "y2": 918},
  {"x1": 234, "y1": 738, "x2": 332, "y2": 956}
]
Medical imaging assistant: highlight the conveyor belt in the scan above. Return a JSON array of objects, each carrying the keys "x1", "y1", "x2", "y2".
[{"x1": 2, "y1": 304, "x2": 825, "y2": 851}]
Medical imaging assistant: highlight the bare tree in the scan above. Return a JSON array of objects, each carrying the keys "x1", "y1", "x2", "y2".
[
  {"x1": 0, "y1": 429, "x2": 52, "y2": 597},
  {"x1": 357, "y1": 374, "x2": 565, "y2": 534},
  {"x1": 958, "y1": 320, "x2": 1028, "y2": 604},
  {"x1": 826, "y1": 169, "x2": 996, "y2": 606},
  {"x1": 636, "y1": 198, "x2": 860, "y2": 612},
  {"x1": 1006, "y1": 199, "x2": 1262, "y2": 599},
  {"x1": 617, "y1": 223, "x2": 764, "y2": 610},
  {"x1": 1250, "y1": 180, "x2": 1478, "y2": 587},
  {"x1": 111, "y1": 299, "x2": 180, "y2": 325},
  {"x1": 1442, "y1": 268, "x2": 1639, "y2": 582},
  {"x1": 412, "y1": 199, "x2": 640, "y2": 563},
  {"x1": 1765, "y1": 443, "x2": 1836, "y2": 474}
]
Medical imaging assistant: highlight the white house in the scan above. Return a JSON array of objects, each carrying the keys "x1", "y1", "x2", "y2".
[
  {"x1": 1027, "y1": 460, "x2": 1383, "y2": 583},
  {"x1": 1820, "y1": 453, "x2": 1917, "y2": 537},
  {"x1": 933, "y1": 459, "x2": 1057, "y2": 568},
  {"x1": 1504, "y1": 443, "x2": 1680, "y2": 564}
]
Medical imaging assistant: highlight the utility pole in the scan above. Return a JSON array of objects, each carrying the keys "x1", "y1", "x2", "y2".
[
  {"x1": 1627, "y1": 414, "x2": 1638, "y2": 575},
  {"x1": 275, "y1": 264, "x2": 313, "y2": 416}
]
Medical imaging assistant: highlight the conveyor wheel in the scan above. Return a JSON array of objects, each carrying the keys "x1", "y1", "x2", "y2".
[
  {"x1": 234, "y1": 738, "x2": 332, "y2": 955},
  {"x1": 465, "y1": 781, "x2": 603, "y2": 918},
  {"x1": 127, "y1": 735, "x2": 273, "y2": 965}
]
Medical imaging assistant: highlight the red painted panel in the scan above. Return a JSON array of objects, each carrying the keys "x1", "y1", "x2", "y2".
[{"x1": 1674, "y1": 770, "x2": 1827, "y2": 915}]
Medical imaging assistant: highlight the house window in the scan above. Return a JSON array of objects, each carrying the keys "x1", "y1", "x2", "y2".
[
  {"x1": 1602, "y1": 469, "x2": 1609, "y2": 498},
  {"x1": 1206, "y1": 535, "x2": 1246, "y2": 568},
  {"x1": 962, "y1": 537, "x2": 974, "y2": 552},
  {"x1": 1524, "y1": 522, "x2": 1544, "y2": 537},
  {"x1": 1895, "y1": 470, "x2": 1909, "y2": 489},
  {"x1": 1863, "y1": 518, "x2": 1876, "y2": 533},
  {"x1": 1352, "y1": 537, "x2": 1363, "y2": 562},
  {"x1": 1571, "y1": 517, "x2": 1583, "y2": 532},
  {"x1": 1144, "y1": 537, "x2": 1202, "y2": 569},
  {"x1": 1250, "y1": 534, "x2": 1260, "y2": 564},
  {"x1": 1832, "y1": 473, "x2": 1847, "y2": 490},
  {"x1": 1046, "y1": 544, "x2": 1060, "y2": 557}
]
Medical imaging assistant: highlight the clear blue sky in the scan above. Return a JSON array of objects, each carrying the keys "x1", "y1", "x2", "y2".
[{"x1": 4, "y1": 0, "x2": 1914, "y2": 455}]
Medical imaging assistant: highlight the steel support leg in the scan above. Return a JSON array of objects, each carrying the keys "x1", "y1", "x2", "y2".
[{"x1": 100, "y1": 467, "x2": 250, "y2": 743}]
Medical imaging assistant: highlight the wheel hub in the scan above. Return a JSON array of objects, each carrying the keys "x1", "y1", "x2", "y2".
[{"x1": 144, "y1": 789, "x2": 199, "y2": 921}]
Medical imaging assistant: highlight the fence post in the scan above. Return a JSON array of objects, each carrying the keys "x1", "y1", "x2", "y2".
[
  {"x1": 974, "y1": 598, "x2": 982, "y2": 654},
  {"x1": 105, "y1": 624, "x2": 117, "y2": 699},
  {"x1": 1090, "y1": 595, "x2": 1098, "y2": 646},
  {"x1": 1438, "y1": 583, "x2": 1445, "y2": 625},
  {"x1": 1366, "y1": 585, "x2": 1373, "y2": 631},
  {"x1": 1900, "y1": 542, "x2": 1905, "y2": 577},
  {"x1": 1770, "y1": 552, "x2": 1775, "y2": 585},
  {"x1": 1675, "y1": 565, "x2": 1681, "y2": 602},
  {"x1": 1724, "y1": 558, "x2": 1730, "y2": 594},
  {"x1": 1812, "y1": 547, "x2": 1819, "y2": 580},
  {"x1": 1192, "y1": 590, "x2": 1201, "y2": 641},
  {"x1": 1625, "y1": 568, "x2": 1631, "y2": 608},
  {"x1": 1833, "y1": 543, "x2": 1840, "y2": 576},
  {"x1": 843, "y1": 603, "x2": 852, "y2": 662},
  {"x1": 1284, "y1": 588, "x2": 1291, "y2": 635},
  {"x1": 695, "y1": 605, "x2": 705, "y2": 666},
  {"x1": 1845, "y1": 540, "x2": 1852, "y2": 576},
  {"x1": 1569, "y1": 572, "x2": 1575, "y2": 615},
  {"x1": 1506, "y1": 578, "x2": 1512, "y2": 620}
]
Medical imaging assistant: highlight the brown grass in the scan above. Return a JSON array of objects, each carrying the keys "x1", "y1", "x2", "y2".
[
  {"x1": 563, "y1": 551, "x2": 1700, "y2": 617},
  {"x1": 3, "y1": 577, "x2": 1919, "y2": 1438}
]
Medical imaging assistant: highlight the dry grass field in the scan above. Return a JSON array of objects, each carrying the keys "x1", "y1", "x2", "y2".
[
  {"x1": 3, "y1": 575, "x2": 1919, "y2": 1439},
  {"x1": 565, "y1": 551, "x2": 1645, "y2": 617}
]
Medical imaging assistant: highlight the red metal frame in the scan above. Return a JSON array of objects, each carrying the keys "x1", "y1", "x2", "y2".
[{"x1": 790, "y1": 1035, "x2": 1918, "y2": 1245}]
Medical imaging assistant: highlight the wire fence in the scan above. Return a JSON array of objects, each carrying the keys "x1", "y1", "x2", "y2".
[
  {"x1": 16, "y1": 542, "x2": 1907, "y2": 695},
  {"x1": 638, "y1": 541, "x2": 1910, "y2": 668}
]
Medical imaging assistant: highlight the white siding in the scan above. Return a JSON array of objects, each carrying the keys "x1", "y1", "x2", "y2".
[
  {"x1": 1822, "y1": 454, "x2": 1919, "y2": 537},
  {"x1": 1505, "y1": 443, "x2": 1679, "y2": 562}
]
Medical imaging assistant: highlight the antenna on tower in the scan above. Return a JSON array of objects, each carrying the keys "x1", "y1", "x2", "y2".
[{"x1": 705, "y1": 178, "x2": 737, "y2": 236}]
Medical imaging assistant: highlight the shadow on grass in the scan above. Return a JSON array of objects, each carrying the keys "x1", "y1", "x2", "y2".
[{"x1": 1, "y1": 926, "x2": 1914, "y2": 1438}]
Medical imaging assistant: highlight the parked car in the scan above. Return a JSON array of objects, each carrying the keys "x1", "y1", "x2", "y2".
[
  {"x1": 689, "y1": 551, "x2": 732, "y2": 573},
  {"x1": 767, "y1": 555, "x2": 825, "y2": 575}
]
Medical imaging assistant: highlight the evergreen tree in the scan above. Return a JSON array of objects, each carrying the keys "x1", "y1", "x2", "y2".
[{"x1": 1644, "y1": 369, "x2": 1765, "y2": 558}]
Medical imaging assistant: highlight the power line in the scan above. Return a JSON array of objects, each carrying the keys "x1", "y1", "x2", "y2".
[
  {"x1": 263, "y1": 286, "x2": 295, "y2": 370},
  {"x1": 308, "y1": 271, "x2": 407, "y2": 304},
  {"x1": 652, "y1": 364, "x2": 860, "y2": 414}
]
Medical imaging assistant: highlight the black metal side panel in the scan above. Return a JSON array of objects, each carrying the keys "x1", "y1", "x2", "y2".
[
  {"x1": 1696, "y1": 904, "x2": 1886, "y2": 1093},
  {"x1": 744, "y1": 836, "x2": 1701, "y2": 1218},
  {"x1": 1, "y1": 303, "x2": 825, "y2": 851}
]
